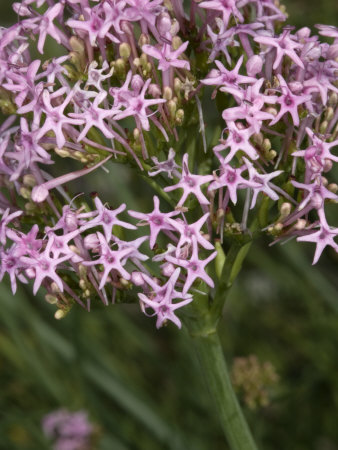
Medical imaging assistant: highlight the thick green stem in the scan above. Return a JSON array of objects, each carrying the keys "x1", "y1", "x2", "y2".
[
  {"x1": 192, "y1": 328, "x2": 258, "y2": 450},
  {"x1": 183, "y1": 238, "x2": 257, "y2": 450}
]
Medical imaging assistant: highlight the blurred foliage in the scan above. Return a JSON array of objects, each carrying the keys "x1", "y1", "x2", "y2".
[{"x1": 1, "y1": 1, "x2": 338, "y2": 449}]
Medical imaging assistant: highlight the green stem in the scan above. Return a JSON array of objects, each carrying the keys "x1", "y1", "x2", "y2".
[{"x1": 191, "y1": 329, "x2": 258, "y2": 450}]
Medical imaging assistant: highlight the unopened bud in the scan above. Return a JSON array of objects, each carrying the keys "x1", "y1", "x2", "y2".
[
  {"x1": 131, "y1": 74, "x2": 144, "y2": 92},
  {"x1": 55, "y1": 147, "x2": 70, "y2": 158},
  {"x1": 262, "y1": 138, "x2": 271, "y2": 152},
  {"x1": 45, "y1": 294, "x2": 58, "y2": 304},
  {"x1": 268, "y1": 150, "x2": 277, "y2": 160},
  {"x1": 140, "y1": 53, "x2": 148, "y2": 66},
  {"x1": 172, "y1": 36, "x2": 183, "y2": 50},
  {"x1": 275, "y1": 223, "x2": 283, "y2": 232},
  {"x1": 138, "y1": 33, "x2": 150, "y2": 47},
  {"x1": 119, "y1": 42, "x2": 131, "y2": 60},
  {"x1": 327, "y1": 183, "x2": 338, "y2": 194},
  {"x1": 79, "y1": 279, "x2": 87, "y2": 290},
  {"x1": 23, "y1": 174, "x2": 37, "y2": 187},
  {"x1": 294, "y1": 219, "x2": 307, "y2": 230},
  {"x1": 265, "y1": 107, "x2": 278, "y2": 116},
  {"x1": 167, "y1": 99, "x2": 177, "y2": 118},
  {"x1": 55, "y1": 309, "x2": 67, "y2": 320},
  {"x1": 216, "y1": 208, "x2": 225, "y2": 220},
  {"x1": 115, "y1": 58, "x2": 126, "y2": 74},
  {"x1": 69, "y1": 36, "x2": 85, "y2": 53},
  {"x1": 328, "y1": 92, "x2": 338, "y2": 106},
  {"x1": 246, "y1": 55, "x2": 263, "y2": 76},
  {"x1": 20, "y1": 187, "x2": 31, "y2": 199},
  {"x1": 162, "y1": 262, "x2": 175, "y2": 277},
  {"x1": 174, "y1": 77, "x2": 182, "y2": 95},
  {"x1": 131, "y1": 272, "x2": 144, "y2": 286},
  {"x1": 175, "y1": 108, "x2": 184, "y2": 124},
  {"x1": 133, "y1": 57, "x2": 141, "y2": 67},
  {"x1": 321, "y1": 176, "x2": 328, "y2": 186},
  {"x1": 252, "y1": 133, "x2": 263, "y2": 145},
  {"x1": 328, "y1": 44, "x2": 338, "y2": 60},
  {"x1": 51, "y1": 282, "x2": 61, "y2": 294},
  {"x1": 133, "y1": 127, "x2": 140, "y2": 141},
  {"x1": 78, "y1": 264, "x2": 87, "y2": 278},
  {"x1": 157, "y1": 12, "x2": 171, "y2": 35},
  {"x1": 319, "y1": 120, "x2": 328, "y2": 134},
  {"x1": 120, "y1": 277, "x2": 130, "y2": 287},
  {"x1": 297, "y1": 27, "x2": 311, "y2": 40},
  {"x1": 280, "y1": 202, "x2": 292, "y2": 218},
  {"x1": 323, "y1": 159, "x2": 333, "y2": 172},
  {"x1": 171, "y1": 19, "x2": 180, "y2": 36},
  {"x1": 325, "y1": 107, "x2": 334, "y2": 121},
  {"x1": 163, "y1": 86, "x2": 173, "y2": 100}
]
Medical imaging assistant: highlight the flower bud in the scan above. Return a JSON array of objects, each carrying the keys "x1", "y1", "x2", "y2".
[
  {"x1": 23, "y1": 174, "x2": 37, "y2": 187},
  {"x1": 119, "y1": 42, "x2": 131, "y2": 60},
  {"x1": 325, "y1": 107, "x2": 334, "y2": 121},
  {"x1": 172, "y1": 36, "x2": 183, "y2": 50},
  {"x1": 321, "y1": 176, "x2": 328, "y2": 186},
  {"x1": 252, "y1": 133, "x2": 263, "y2": 145},
  {"x1": 133, "y1": 127, "x2": 140, "y2": 141},
  {"x1": 138, "y1": 33, "x2": 150, "y2": 47},
  {"x1": 327, "y1": 44, "x2": 338, "y2": 60},
  {"x1": 163, "y1": 86, "x2": 173, "y2": 100},
  {"x1": 79, "y1": 279, "x2": 87, "y2": 290},
  {"x1": 69, "y1": 36, "x2": 85, "y2": 54},
  {"x1": 115, "y1": 58, "x2": 126, "y2": 75},
  {"x1": 288, "y1": 81, "x2": 303, "y2": 94},
  {"x1": 84, "y1": 233, "x2": 100, "y2": 250},
  {"x1": 131, "y1": 272, "x2": 144, "y2": 286},
  {"x1": 323, "y1": 159, "x2": 333, "y2": 172},
  {"x1": 175, "y1": 109, "x2": 184, "y2": 124},
  {"x1": 262, "y1": 138, "x2": 271, "y2": 152},
  {"x1": 297, "y1": 27, "x2": 311, "y2": 40},
  {"x1": 311, "y1": 192, "x2": 323, "y2": 209},
  {"x1": 328, "y1": 92, "x2": 338, "y2": 106},
  {"x1": 327, "y1": 183, "x2": 338, "y2": 193},
  {"x1": 51, "y1": 282, "x2": 61, "y2": 294},
  {"x1": 55, "y1": 309, "x2": 67, "y2": 320},
  {"x1": 31, "y1": 185, "x2": 49, "y2": 203},
  {"x1": 157, "y1": 12, "x2": 172, "y2": 35},
  {"x1": 319, "y1": 120, "x2": 328, "y2": 134},
  {"x1": 294, "y1": 219, "x2": 307, "y2": 230},
  {"x1": 162, "y1": 263, "x2": 175, "y2": 277},
  {"x1": 131, "y1": 74, "x2": 144, "y2": 92},
  {"x1": 174, "y1": 77, "x2": 182, "y2": 95},
  {"x1": 55, "y1": 147, "x2": 71, "y2": 158},
  {"x1": 246, "y1": 55, "x2": 263, "y2": 76},
  {"x1": 268, "y1": 150, "x2": 277, "y2": 160},
  {"x1": 45, "y1": 294, "x2": 58, "y2": 304},
  {"x1": 20, "y1": 187, "x2": 31, "y2": 199},
  {"x1": 167, "y1": 99, "x2": 177, "y2": 118},
  {"x1": 280, "y1": 202, "x2": 292, "y2": 218}
]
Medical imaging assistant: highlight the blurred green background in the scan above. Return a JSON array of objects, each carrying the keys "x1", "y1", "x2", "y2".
[{"x1": 1, "y1": 1, "x2": 338, "y2": 449}]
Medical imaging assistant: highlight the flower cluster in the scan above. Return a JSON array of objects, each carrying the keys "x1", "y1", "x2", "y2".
[
  {"x1": 0, "y1": 0, "x2": 337, "y2": 328},
  {"x1": 42, "y1": 409, "x2": 96, "y2": 450}
]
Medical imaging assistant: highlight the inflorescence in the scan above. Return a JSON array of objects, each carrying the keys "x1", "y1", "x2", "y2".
[{"x1": 0, "y1": 0, "x2": 337, "y2": 327}]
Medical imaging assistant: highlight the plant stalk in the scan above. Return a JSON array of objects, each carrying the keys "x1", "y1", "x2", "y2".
[{"x1": 192, "y1": 328, "x2": 258, "y2": 450}]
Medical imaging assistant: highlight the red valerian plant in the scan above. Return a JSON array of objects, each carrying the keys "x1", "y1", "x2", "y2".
[{"x1": 0, "y1": 1, "x2": 337, "y2": 448}]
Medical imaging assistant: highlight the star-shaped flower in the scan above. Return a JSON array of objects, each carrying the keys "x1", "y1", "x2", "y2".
[
  {"x1": 138, "y1": 268, "x2": 193, "y2": 329},
  {"x1": 164, "y1": 154, "x2": 213, "y2": 207},
  {"x1": 255, "y1": 28, "x2": 304, "y2": 70},
  {"x1": 129, "y1": 196, "x2": 179, "y2": 249},
  {"x1": 83, "y1": 233, "x2": 133, "y2": 288},
  {"x1": 166, "y1": 237, "x2": 217, "y2": 294}
]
